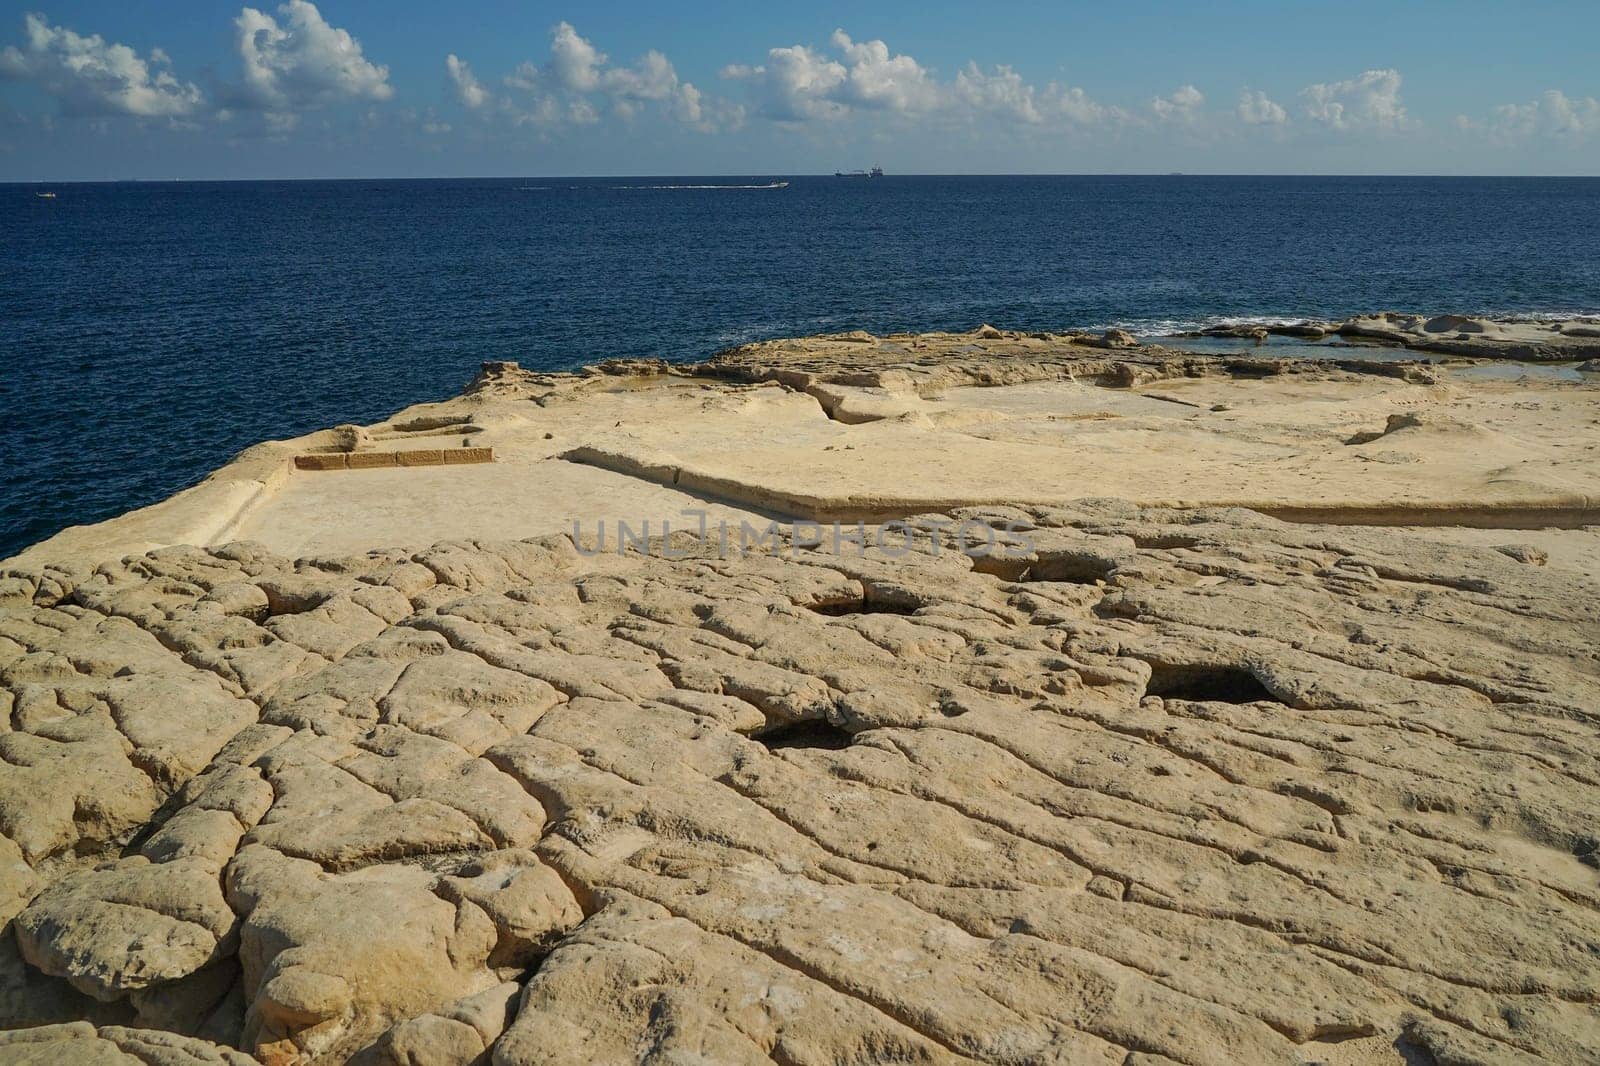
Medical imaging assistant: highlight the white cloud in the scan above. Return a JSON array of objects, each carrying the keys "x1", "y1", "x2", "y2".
[
  {"x1": 546, "y1": 20, "x2": 602, "y2": 93},
  {"x1": 952, "y1": 64, "x2": 1040, "y2": 124},
  {"x1": 1236, "y1": 89, "x2": 1287, "y2": 126},
  {"x1": 723, "y1": 44, "x2": 847, "y2": 121},
  {"x1": 722, "y1": 31, "x2": 941, "y2": 122},
  {"x1": 1041, "y1": 84, "x2": 1119, "y2": 125},
  {"x1": 0, "y1": 13, "x2": 202, "y2": 117},
  {"x1": 457, "y1": 22, "x2": 724, "y2": 131},
  {"x1": 1485, "y1": 89, "x2": 1600, "y2": 140},
  {"x1": 603, "y1": 51, "x2": 682, "y2": 107},
  {"x1": 829, "y1": 30, "x2": 938, "y2": 113},
  {"x1": 1152, "y1": 84, "x2": 1204, "y2": 121},
  {"x1": 503, "y1": 60, "x2": 540, "y2": 93},
  {"x1": 446, "y1": 54, "x2": 487, "y2": 109},
  {"x1": 727, "y1": 30, "x2": 1119, "y2": 130},
  {"x1": 235, "y1": 1, "x2": 392, "y2": 111},
  {"x1": 1301, "y1": 69, "x2": 1405, "y2": 130}
]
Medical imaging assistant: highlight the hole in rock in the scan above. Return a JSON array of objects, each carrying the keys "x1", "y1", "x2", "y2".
[
  {"x1": 1141, "y1": 662, "x2": 1278, "y2": 704},
  {"x1": 806, "y1": 597, "x2": 918, "y2": 616},
  {"x1": 968, "y1": 552, "x2": 1115, "y2": 584},
  {"x1": 1388, "y1": 1036, "x2": 1440, "y2": 1066},
  {"x1": 753, "y1": 719, "x2": 853, "y2": 750},
  {"x1": 1574, "y1": 836, "x2": 1599, "y2": 870}
]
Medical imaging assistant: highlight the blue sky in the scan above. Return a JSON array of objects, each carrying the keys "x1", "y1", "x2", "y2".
[{"x1": 2, "y1": 1, "x2": 1598, "y2": 178}]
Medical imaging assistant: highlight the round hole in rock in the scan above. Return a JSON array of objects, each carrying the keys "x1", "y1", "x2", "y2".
[
  {"x1": 1141, "y1": 661, "x2": 1278, "y2": 704},
  {"x1": 753, "y1": 719, "x2": 853, "y2": 750}
]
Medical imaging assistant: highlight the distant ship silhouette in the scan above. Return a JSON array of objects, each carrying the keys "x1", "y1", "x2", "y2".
[{"x1": 834, "y1": 164, "x2": 884, "y2": 178}]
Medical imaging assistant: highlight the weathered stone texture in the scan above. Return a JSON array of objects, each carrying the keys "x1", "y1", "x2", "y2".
[{"x1": 1, "y1": 504, "x2": 1597, "y2": 1064}]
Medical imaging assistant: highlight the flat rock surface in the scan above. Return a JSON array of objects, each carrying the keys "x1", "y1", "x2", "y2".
[
  {"x1": 12, "y1": 327, "x2": 1600, "y2": 569},
  {"x1": 3, "y1": 500, "x2": 1599, "y2": 1064}
]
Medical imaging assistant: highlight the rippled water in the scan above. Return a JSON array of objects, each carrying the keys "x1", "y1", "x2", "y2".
[{"x1": 3, "y1": 175, "x2": 1598, "y2": 558}]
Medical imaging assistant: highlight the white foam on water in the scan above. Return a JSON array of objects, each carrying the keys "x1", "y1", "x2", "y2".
[
  {"x1": 1079, "y1": 314, "x2": 1320, "y2": 337},
  {"x1": 609, "y1": 182, "x2": 790, "y2": 190}
]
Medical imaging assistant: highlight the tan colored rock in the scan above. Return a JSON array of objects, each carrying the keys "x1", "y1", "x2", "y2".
[
  {"x1": 228, "y1": 846, "x2": 507, "y2": 1064},
  {"x1": 15, "y1": 856, "x2": 237, "y2": 1001},
  {"x1": 330, "y1": 425, "x2": 372, "y2": 453},
  {"x1": 436, "y1": 851, "x2": 581, "y2": 967},
  {"x1": 377, "y1": 980, "x2": 520, "y2": 1065},
  {"x1": 0, "y1": 1022, "x2": 256, "y2": 1064},
  {"x1": 0, "y1": 835, "x2": 35, "y2": 927},
  {"x1": 3, "y1": 350, "x2": 1600, "y2": 1063}
]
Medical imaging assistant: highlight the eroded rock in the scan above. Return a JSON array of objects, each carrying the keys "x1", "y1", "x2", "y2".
[{"x1": 0, "y1": 511, "x2": 1597, "y2": 1064}]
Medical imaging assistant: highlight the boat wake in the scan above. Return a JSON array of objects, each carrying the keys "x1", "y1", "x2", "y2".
[{"x1": 610, "y1": 181, "x2": 789, "y2": 190}]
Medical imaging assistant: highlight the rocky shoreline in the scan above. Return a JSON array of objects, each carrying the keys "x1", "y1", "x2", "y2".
[
  {"x1": 1179, "y1": 311, "x2": 1600, "y2": 362},
  {"x1": 2, "y1": 322, "x2": 1599, "y2": 1065},
  {"x1": 12, "y1": 316, "x2": 1600, "y2": 572}
]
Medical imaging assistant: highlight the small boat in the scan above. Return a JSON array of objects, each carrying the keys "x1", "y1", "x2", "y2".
[
  {"x1": 35, "y1": 191, "x2": 56, "y2": 199},
  {"x1": 833, "y1": 164, "x2": 884, "y2": 179}
]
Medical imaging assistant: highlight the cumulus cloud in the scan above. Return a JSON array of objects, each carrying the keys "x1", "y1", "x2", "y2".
[
  {"x1": 952, "y1": 64, "x2": 1040, "y2": 124},
  {"x1": 446, "y1": 54, "x2": 487, "y2": 109},
  {"x1": 234, "y1": 1, "x2": 392, "y2": 111},
  {"x1": 1236, "y1": 89, "x2": 1287, "y2": 126},
  {"x1": 722, "y1": 44, "x2": 847, "y2": 121},
  {"x1": 1043, "y1": 85, "x2": 1120, "y2": 125},
  {"x1": 462, "y1": 21, "x2": 727, "y2": 131},
  {"x1": 0, "y1": 12, "x2": 202, "y2": 117},
  {"x1": 546, "y1": 20, "x2": 603, "y2": 93},
  {"x1": 1152, "y1": 84, "x2": 1204, "y2": 121},
  {"x1": 829, "y1": 30, "x2": 938, "y2": 113},
  {"x1": 1483, "y1": 89, "x2": 1600, "y2": 140},
  {"x1": 601, "y1": 50, "x2": 688, "y2": 118},
  {"x1": 723, "y1": 31, "x2": 939, "y2": 121},
  {"x1": 1301, "y1": 69, "x2": 1406, "y2": 130},
  {"x1": 727, "y1": 30, "x2": 1118, "y2": 130}
]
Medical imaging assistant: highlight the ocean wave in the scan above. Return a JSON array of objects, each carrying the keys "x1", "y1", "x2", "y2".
[
  {"x1": 1078, "y1": 315, "x2": 1320, "y2": 337},
  {"x1": 1085, "y1": 309, "x2": 1598, "y2": 337},
  {"x1": 1474, "y1": 307, "x2": 1600, "y2": 322}
]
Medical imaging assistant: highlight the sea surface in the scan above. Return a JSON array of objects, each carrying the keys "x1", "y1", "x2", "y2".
[{"x1": 3, "y1": 175, "x2": 1599, "y2": 559}]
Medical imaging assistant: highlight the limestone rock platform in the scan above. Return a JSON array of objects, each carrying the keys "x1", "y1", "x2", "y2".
[{"x1": 2, "y1": 326, "x2": 1599, "y2": 1065}]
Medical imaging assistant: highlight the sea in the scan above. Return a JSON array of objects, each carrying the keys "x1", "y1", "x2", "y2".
[{"x1": 3, "y1": 175, "x2": 1599, "y2": 559}]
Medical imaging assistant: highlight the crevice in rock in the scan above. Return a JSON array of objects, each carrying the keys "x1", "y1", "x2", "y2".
[
  {"x1": 965, "y1": 555, "x2": 1030, "y2": 581},
  {"x1": 968, "y1": 552, "x2": 1115, "y2": 585},
  {"x1": 805, "y1": 597, "x2": 917, "y2": 617},
  {"x1": 751, "y1": 719, "x2": 853, "y2": 750},
  {"x1": 1389, "y1": 1032, "x2": 1441, "y2": 1066},
  {"x1": 1125, "y1": 533, "x2": 1202, "y2": 550},
  {"x1": 118, "y1": 788, "x2": 194, "y2": 858},
  {"x1": 1140, "y1": 661, "x2": 1278, "y2": 704}
]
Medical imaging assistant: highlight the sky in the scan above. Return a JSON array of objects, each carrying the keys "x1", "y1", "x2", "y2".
[{"x1": 2, "y1": 1, "x2": 1599, "y2": 179}]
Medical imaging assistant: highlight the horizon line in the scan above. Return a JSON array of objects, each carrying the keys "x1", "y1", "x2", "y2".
[{"x1": 6, "y1": 171, "x2": 1600, "y2": 184}]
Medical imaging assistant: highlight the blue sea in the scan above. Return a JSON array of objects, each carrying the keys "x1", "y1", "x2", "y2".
[{"x1": 3, "y1": 175, "x2": 1599, "y2": 559}]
